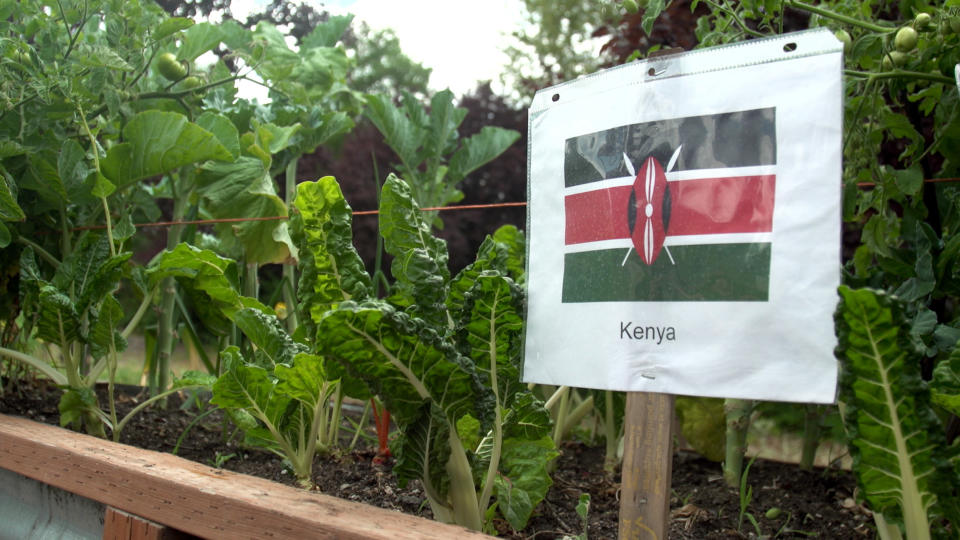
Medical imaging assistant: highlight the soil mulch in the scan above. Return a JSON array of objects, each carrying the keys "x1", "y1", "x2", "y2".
[{"x1": 0, "y1": 378, "x2": 873, "y2": 539}]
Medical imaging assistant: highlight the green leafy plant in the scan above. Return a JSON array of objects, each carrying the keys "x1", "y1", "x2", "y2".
[
  {"x1": 146, "y1": 244, "x2": 346, "y2": 489},
  {"x1": 292, "y1": 174, "x2": 554, "y2": 531},
  {"x1": 736, "y1": 456, "x2": 761, "y2": 536},
  {"x1": 562, "y1": 493, "x2": 591, "y2": 540},
  {"x1": 835, "y1": 287, "x2": 959, "y2": 538},
  {"x1": 364, "y1": 90, "x2": 520, "y2": 227}
]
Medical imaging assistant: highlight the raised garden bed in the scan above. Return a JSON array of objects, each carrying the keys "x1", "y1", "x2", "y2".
[{"x1": 0, "y1": 380, "x2": 872, "y2": 539}]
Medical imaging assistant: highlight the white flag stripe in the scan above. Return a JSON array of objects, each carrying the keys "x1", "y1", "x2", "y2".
[
  {"x1": 664, "y1": 232, "x2": 772, "y2": 246},
  {"x1": 564, "y1": 232, "x2": 772, "y2": 254},
  {"x1": 563, "y1": 165, "x2": 776, "y2": 196},
  {"x1": 667, "y1": 165, "x2": 776, "y2": 181}
]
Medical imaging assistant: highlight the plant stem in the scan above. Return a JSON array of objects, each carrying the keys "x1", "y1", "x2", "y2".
[
  {"x1": 723, "y1": 398, "x2": 753, "y2": 488},
  {"x1": 844, "y1": 69, "x2": 954, "y2": 86},
  {"x1": 283, "y1": 158, "x2": 299, "y2": 333},
  {"x1": 784, "y1": 1, "x2": 895, "y2": 33},
  {"x1": 799, "y1": 404, "x2": 822, "y2": 470},
  {"x1": 113, "y1": 383, "x2": 210, "y2": 440},
  {"x1": 121, "y1": 286, "x2": 157, "y2": 339},
  {"x1": 155, "y1": 178, "x2": 188, "y2": 395},
  {"x1": 77, "y1": 103, "x2": 116, "y2": 257},
  {"x1": 604, "y1": 390, "x2": 619, "y2": 473},
  {"x1": 347, "y1": 400, "x2": 371, "y2": 452},
  {"x1": 16, "y1": 236, "x2": 60, "y2": 267},
  {"x1": 552, "y1": 385, "x2": 570, "y2": 444},
  {"x1": 445, "y1": 429, "x2": 482, "y2": 531},
  {"x1": 477, "y1": 325, "x2": 504, "y2": 520},
  {"x1": 0, "y1": 346, "x2": 68, "y2": 385}
]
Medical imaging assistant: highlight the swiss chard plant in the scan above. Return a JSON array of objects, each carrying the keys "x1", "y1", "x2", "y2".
[
  {"x1": 292, "y1": 174, "x2": 555, "y2": 532},
  {"x1": 145, "y1": 243, "x2": 348, "y2": 488},
  {"x1": 835, "y1": 286, "x2": 959, "y2": 539}
]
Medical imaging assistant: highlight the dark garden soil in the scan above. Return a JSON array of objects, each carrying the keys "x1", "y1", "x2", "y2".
[{"x1": 0, "y1": 378, "x2": 874, "y2": 539}]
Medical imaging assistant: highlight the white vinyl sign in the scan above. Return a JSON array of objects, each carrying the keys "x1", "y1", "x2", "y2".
[{"x1": 523, "y1": 29, "x2": 844, "y2": 403}]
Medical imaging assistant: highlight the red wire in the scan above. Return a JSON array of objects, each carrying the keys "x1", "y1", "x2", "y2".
[{"x1": 50, "y1": 177, "x2": 960, "y2": 232}]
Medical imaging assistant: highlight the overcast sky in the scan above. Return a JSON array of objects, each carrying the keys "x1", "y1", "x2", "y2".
[{"x1": 230, "y1": 0, "x2": 524, "y2": 97}]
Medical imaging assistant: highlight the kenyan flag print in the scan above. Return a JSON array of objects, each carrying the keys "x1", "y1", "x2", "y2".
[{"x1": 562, "y1": 108, "x2": 776, "y2": 302}]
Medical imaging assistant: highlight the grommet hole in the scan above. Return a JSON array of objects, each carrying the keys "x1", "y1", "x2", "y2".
[{"x1": 783, "y1": 42, "x2": 797, "y2": 52}]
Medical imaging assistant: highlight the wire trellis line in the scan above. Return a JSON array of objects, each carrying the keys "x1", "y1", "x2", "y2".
[
  {"x1": 60, "y1": 176, "x2": 960, "y2": 232},
  {"x1": 69, "y1": 201, "x2": 530, "y2": 232}
]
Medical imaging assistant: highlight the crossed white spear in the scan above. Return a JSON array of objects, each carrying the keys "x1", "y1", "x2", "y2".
[{"x1": 621, "y1": 145, "x2": 682, "y2": 267}]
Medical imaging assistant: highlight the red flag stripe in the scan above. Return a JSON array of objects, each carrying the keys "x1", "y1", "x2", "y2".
[{"x1": 564, "y1": 175, "x2": 775, "y2": 245}]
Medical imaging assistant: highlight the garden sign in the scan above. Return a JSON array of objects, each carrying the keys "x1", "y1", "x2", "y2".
[{"x1": 524, "y1": 29, "x2": 844, "y2": 404}]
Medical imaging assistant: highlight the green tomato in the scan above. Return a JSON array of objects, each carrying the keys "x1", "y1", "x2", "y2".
[
  {"x1": 11, "y1": 50, "x2": 32, "y2": 66},
  {"x1": 882, "y1": 50, "x2": 908, "y2": 70},
  {"x1": 180, "y1": 76, "x2": 203, "y2": 90},
  {"x1": 834, "y1": 29, "x2": 852, "y2": 53},
  {"x1": 765, "y1": 507, "x2": 782, "y2": 520},
  {"x1": 913, "y1": 12, "x2": 932, "y2": 31},
  {"x1": 894, "y1": 26, "x2": 918, "y2": 52},
  {"x1": 623, "y1": 0, "x2": 639, "y2": 13},
  {"x1": 951, "y1": 16, "x2": 960, "y2": 34},
  {"x1": 156, "y1": 52, "x2": 187, "y2": 81}
]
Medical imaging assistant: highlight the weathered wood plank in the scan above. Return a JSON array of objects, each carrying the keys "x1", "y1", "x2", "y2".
[
  {"x1": 0, "y1": 413, "x2": 489, "y2": 540},
  {"x1": 618, "y1": 392, "x2": 674, "y2": 540}
]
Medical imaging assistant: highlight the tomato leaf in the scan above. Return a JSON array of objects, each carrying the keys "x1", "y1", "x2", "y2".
[
  {"x1": 448, "y1": 126, "x2": 520, "y2": 183},
  {"x1": 154, "y1": 17, "x2": 194, "y2": 41},
  {"x1": 178, "y1": 22, "x2": 224, "y2": 62},
  {"x1": 102, "y1": 111, "x2": 232, "y2": 188},
  {"x1": 196, "y1": 157, "x2": 295, "y2": 265}
]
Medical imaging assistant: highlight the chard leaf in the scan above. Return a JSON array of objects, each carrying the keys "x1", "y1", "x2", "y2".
[
  {"x1": 456, "y1": 273, "x2": 539, "y2": 438},
  {"x1": 835, "y1": 287, "x2": 960, "y2": 536},
  {"x1": 101, "y1": 111, "x2": 232, "y2": 188},
  {"x1": 275, "y1": 352, "x2": 329, "y2": 408},
  {"x1": 932, "y1": 347, "x2": 960, "y2": 416},
  {"x1": 292, "y1": 177, "x2": 372, "y2": 332},
  {"x1": 316, "y1": 300, "x2": 483, "y2": 426},
  {"x1": 146, "y1": 243, "x2": 271, "y2": 326},
  {"x1": 210, "y1": 347, "x2": 292, "y2": 439},
  {"x1": 392, "y1": 403, "x2": 452, "y2": 493},
  {"x1": 379, "y1": 174, "x2": 449, "y2": 326},
  {"x1": 196, "y1": 157, "x2": 294, "y2": 265},
  {"x1": 492, "y1": 225, "x2": 526, "y2": 283},
  {"x1": 502, "y1": 392, "x2": 552, "y2": 441},
  {"x1": 232, "y1": 307, "x2": 305, "y2": 367},
  {"x1": 494, "y1": 436, "x2": 558, "y2": 531}
]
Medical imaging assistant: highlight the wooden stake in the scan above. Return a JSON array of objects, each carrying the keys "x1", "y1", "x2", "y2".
[{"x1": 618, "y1": 392, "x2": 675, "y2": 540}]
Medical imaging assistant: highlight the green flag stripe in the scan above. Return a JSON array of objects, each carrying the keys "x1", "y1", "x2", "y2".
[{"x1": 562, "y1": 243, "x2": 771, "y2": 302}]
